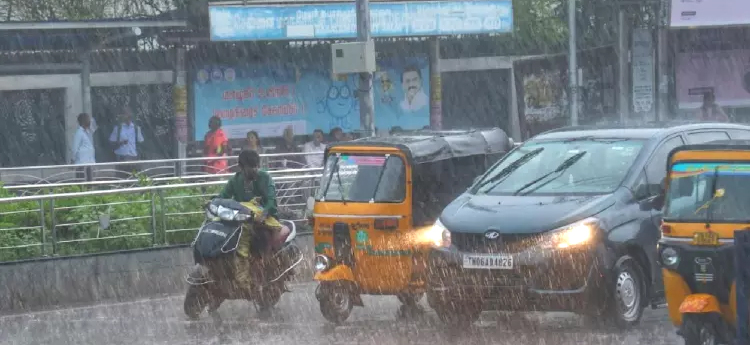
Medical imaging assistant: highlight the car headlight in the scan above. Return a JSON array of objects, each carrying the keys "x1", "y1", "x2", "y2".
[
  {"x1": 660, "y1": 246, "x2": 680, "y2": 268},
  {"x1": 540, "y1": 217, "x2": 598, "y2": 249},
  {"x1": 423, "y1": 219, "x2": 451, "y2": 248},
  {"x1": 314, "y1": 255, "x2": 331, "y2": 272}
]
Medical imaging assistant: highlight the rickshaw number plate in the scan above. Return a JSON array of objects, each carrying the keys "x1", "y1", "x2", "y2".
[
  {"x1": 462, "y1": 254, "x2": 514, "y2": 269},
  {"x1": 692, "y1": 232, "x2": 720, "y2": 246}
]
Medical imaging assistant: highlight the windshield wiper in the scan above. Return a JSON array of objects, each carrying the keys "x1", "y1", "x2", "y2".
[
  {"x1": 320, "y1": 155, "x2": 347, "y2": 203},
  {"x1": 475, "y1": 147, "x2": 544, "y2": 192},
  {"x1": 513, "y1": 151, "x2": 588, "y2": 196}
]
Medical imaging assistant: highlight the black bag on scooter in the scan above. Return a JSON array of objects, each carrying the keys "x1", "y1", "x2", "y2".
[{"x1": 192, "y1": 221, "x2": 242, "y2": 262}]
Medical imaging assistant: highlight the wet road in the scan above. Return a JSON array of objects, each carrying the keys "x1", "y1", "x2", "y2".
[{"x1": 2, "y1": 282, "x2": 679, "y2": 345}]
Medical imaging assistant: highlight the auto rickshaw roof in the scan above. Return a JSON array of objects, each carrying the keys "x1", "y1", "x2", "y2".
[{"x1": 325, "y1": 127, "x2": 510, "y2": 164}]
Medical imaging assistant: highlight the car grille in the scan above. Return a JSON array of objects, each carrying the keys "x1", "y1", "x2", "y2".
[{"x1": 452, "y1": 232, "x2": 541, "y2": 254}]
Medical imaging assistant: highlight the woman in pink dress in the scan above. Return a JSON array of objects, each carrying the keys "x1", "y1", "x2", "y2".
[{"x1": 204, "y1": 116, "x2": 231, "y2": 174}]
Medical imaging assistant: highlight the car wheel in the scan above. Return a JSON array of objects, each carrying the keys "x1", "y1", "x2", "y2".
[
  {"x1": 681, "y1": 314, "x2": 719, "y2": 345},
  {"x1": 601, "y1": 255, "x2": 647, "y2": 329},
  {"x1": 319, "y1": 283, "x2": 353, "y2": 324},
  {"x1": 430, "y1": 295, "x2": 482, "y2": 328}
]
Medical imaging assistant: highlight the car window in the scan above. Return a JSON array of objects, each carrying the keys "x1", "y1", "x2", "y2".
[
  {"x1": 687, "y1": 131, "x2": 730, "y2": 144},
  {"x1": 728, "y1": 129, "x2": 750, "y2": 140},
  {"x1": 643, "y1": 136, "x2": 685, "y2": 197}
]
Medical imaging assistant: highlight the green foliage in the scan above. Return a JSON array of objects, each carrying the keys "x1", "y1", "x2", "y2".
[{"x1": 0, "y1": 175, "x2": 222, "y2": 262}]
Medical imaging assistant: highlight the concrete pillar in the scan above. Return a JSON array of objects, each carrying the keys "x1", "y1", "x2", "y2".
[
  {"x1": 509, "y1": 66, "x2": 522, "y2": 141},
  {"x1": 429, "y1": 38, "x2": 442, "y2": 130},
  {"x1": 81, "y1": 52, "x2": 92, "y2": 118},
  {"x1": 656, "y1": 27, "x2": 669, "y2": 119},
  {"x1": 617, "y1": 9, "x2": 630, "y2": 122},
  {"x1": 173, "y1": 47, "x2": 188, "y2": 174},
  {"x1": 65, "y1": 85, "x2": 83, "y2": 164}
]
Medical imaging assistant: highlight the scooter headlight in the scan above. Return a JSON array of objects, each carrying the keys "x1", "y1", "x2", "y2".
[
  {"x1": 314, "y1": 255, "x2": 331, "y2": 272},
  {"x1": 661, "y1": 247, "x2": 680, "y2": 268}
]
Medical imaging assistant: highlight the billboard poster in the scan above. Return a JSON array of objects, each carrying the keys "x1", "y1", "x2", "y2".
[
  {"x1": 675, "y1": 49, "x2": 750, "y2": 109},
  {"x1": 670, "y1": 0, "x2": 750, "y2": 28},
  {"x1": 193, "y1": 57, "x2": 430, "y2": 139},
  {"x1": 209, "y1": 1, "x2": 513, "y2": 41}
]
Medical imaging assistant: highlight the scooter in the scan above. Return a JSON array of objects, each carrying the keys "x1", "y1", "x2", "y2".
[{"x1": 183, "y1": 198, "x2": 303, "y2": 320}]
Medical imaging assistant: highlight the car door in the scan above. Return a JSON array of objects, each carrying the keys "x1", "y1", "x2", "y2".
[
  {"x1": 638, "y1": 135, "x2": 686, "y2": 298},
  {"x1": 685, "y1": 130, "x2": 730, "y2": 144}
]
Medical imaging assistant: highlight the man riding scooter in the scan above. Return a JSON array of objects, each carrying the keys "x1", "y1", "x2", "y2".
[{"x1": 218, "y1": 149, "x2": 282, "y2": 291}]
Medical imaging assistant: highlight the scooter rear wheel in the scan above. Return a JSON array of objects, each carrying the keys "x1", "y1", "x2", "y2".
[{"x1": 681, "y1": 314, "x2": 719, "y2": 345}]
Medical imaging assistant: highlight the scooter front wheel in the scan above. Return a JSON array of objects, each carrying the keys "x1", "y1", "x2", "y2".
[
  {"x1": 319, "y1": 282, "x2": 353, "y2": 324},
  {"x1": 184, "y1": 285, "x2": 208, "y2": 320}
]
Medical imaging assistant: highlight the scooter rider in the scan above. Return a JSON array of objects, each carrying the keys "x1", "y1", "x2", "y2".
[{"x1": 219, "y1": 149, "x2": 280, "y2": 286}]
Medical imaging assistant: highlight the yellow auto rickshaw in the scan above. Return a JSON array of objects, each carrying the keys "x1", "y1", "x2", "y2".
[
  {"x1": 307, "y1": 128, "x2": 512, "y2": 323},
  {"x1": 658, "y1": 139, "x2": 750, "y2": 345}
]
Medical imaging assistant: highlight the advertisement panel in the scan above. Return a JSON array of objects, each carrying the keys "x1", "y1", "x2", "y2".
[
  {"x1": 675, "y1": 49, "x2": 750, "y2": 108},
  {"x1": 670, "y1": 0, "x2": 750, "y2": 28},
  {"x1": 193, "y1": 57, "x2": 430, "y2": 139},
  {"x1": 209, "y1": 0, "x2": 513, "y2": 41}
]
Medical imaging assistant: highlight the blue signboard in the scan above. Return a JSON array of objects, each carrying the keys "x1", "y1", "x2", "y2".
[
  {"x1": 209, "y1": 1, "x2": 513, "y2": 41},
  {"x1": 193, "y1": 57, "x2": 430, "y2": 140}
]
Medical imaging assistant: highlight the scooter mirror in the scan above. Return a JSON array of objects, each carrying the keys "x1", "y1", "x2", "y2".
[{"x1": 306, "y1": 196, "x2": 315, "y2": 212}]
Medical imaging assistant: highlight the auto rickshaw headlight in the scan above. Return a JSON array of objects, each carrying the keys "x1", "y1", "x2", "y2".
[
  {"x1": 540, "y1": 218, "x2": 597, "y2": 249},
  {"x1": 660, "y1": 247, "x2": 680, "y2": 268},
  {"x1": 424, "y1": 219, "x2": 451, "y2": 248},
  {"x1": 314, "y1": 255, "x2": 331, "y2": 272}
]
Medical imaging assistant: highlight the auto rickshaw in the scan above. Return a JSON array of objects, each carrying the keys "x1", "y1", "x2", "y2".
[
  {"x1": 657, "y1": 139, "x2": 750, "y2": 345},
  {"x1": 307, "y1": 128, "x2": 512, "y2": 323}
]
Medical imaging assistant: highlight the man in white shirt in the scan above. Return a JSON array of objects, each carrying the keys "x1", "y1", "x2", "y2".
[
  {"x1": 399, "y1": 66, "x2": 428, "y2": 113},
  {"x1": 109, "y1": 109, "x2": 144, "y2": 178},
  {"x1": 303, "y1": 129, "x2": 326, "y2": 168},
  {"x1": 71, "y1": 113, "x2": 96, "y2": 180}
]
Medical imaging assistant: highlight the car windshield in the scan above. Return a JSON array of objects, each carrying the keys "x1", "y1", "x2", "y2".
[
  {"x1": 316, "y1": 153, "x2": 406, "y2": 202},
  {"x1": 471, "y1": 138, "x2": 644, "y2": 195},
  {"x1": 664, "y1": 162, "x2": 750, "y2": 223}
]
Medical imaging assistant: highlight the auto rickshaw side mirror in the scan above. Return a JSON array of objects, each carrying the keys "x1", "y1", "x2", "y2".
[{"x1": 306, "y1": 196, "x2": 315, "y2": 212}]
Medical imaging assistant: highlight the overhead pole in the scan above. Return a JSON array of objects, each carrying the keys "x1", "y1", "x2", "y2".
[
  {"x1": 568, "y1": 0, "x2": 579, "y2": 126},
  {"x1": 356, "y1": 0, "x2": 376, "y2": 137}
]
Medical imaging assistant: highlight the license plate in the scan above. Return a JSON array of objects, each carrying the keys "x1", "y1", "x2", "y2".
[
  {"x1": 462, "y1": 254, "x2": 514, "y2": 269},
  {"x1": 693, "y1": 232, "x2": 720, "y2": 246}
]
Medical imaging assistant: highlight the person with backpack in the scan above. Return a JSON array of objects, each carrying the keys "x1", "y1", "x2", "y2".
[{"x1": 109, "y1": 109, "x2": 144, "y2": 178}]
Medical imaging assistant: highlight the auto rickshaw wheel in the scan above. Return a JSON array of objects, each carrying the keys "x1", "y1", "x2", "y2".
[
  {"x1": 681, "y1": 314, "x2": 719, "y2": 345},
  {"x1": 397, "y1": 292, "x2": 424, "y2": 306},
  {"x1": 184, "y1": 285, "x2": 208, "y2": 321},
  {"x1": 319, "y1": 282, "x2": 353, "y2": 324},
  {"x1": 598, "y1": 255, "x2": 647, "y2": 329}
]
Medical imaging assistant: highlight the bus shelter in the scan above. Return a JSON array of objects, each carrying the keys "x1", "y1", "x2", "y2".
[{"x1": 173, "y1": 0, "x2": 519, "y2": 148}]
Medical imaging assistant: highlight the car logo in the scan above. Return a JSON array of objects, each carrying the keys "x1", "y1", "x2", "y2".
[{"x1": 485, "y1": 230, "x2": 501, "y2": 240}]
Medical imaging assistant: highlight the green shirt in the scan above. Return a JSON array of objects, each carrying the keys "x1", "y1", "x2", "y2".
[{"x1": 219, "y1": 170, "x2": 278, "y2": 216}]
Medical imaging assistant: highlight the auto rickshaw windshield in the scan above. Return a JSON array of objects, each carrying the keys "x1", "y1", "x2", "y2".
[
  {"x1": 316, "y1": 153, "x2": 406, "y2": 202},
  {"x1": 664, "y1": 162, "x2": 750, "y2": 223}
]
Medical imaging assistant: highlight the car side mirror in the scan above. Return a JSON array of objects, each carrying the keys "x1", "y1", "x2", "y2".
[{"x1": 653, "y1": 193, "x2": 665, "y2": 210}]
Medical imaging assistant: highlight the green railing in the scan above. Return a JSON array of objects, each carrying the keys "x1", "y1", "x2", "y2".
[{"x1": 0, "y1": 174, "x2": 319, "y2": 262}]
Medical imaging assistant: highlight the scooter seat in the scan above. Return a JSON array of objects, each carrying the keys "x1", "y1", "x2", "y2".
[{"x1": 271, "y1": 225, "x2": 292, "y2": 251}]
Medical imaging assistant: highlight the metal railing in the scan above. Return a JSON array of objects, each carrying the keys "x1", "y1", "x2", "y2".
[
  {"x1": 0, "y1": 151, "x2": 319, "y2": 186},
  {"x1": 4, "y1": 167, "x2": 323, "y2": 195},
  {"x1": 0, "y1": 173, "x2": 321, "y2": 263}
]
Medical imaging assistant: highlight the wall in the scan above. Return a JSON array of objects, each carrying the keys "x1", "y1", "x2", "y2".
[
  {"x1": 0, "y1": 71, "x2": 173, "y2": 166},
  {"x1": 0, "y1": 235, "x2": 314, "y2": 315}
]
